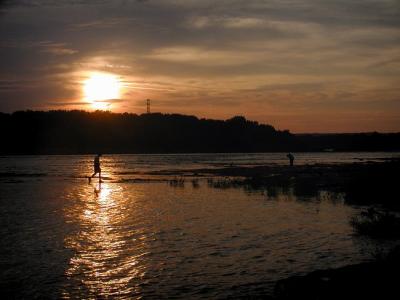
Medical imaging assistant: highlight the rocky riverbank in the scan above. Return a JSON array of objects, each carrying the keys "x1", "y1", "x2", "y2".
[{"x1": 273, "y1": 246, "x2": 400, "y2": 299}]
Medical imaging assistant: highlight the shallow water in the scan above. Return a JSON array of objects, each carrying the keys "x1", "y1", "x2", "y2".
[
  {"x1": 0, "y1": 154, "x2": 398, "y2": 298},
  {"x1": 0, "y1": 152, "x2": 399, "y2": 180}
]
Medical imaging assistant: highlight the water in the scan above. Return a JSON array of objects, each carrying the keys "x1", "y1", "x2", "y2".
[
  {"x1": 1, "y1": 152, "x2": 399, "y2": 180},
  {"x1": 0, "y1": 153, "x2": 399, "y2": 298}
]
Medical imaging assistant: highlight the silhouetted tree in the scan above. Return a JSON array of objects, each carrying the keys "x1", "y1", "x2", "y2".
[{"x1": 0, "y1": 110, "x2": 399, "y2": 154}]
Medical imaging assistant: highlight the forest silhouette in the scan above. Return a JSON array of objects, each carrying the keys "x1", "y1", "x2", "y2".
[{"x1": 1, "y1": 110, "x2": 399, "y2": 154}]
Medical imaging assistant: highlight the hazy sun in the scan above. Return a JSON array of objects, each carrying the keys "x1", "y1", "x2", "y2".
[{"x1": 84, "y1": 73, "x2": 120, "y2": 110}]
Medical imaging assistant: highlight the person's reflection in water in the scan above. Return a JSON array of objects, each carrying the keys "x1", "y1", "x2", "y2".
[
  {"x1": 94, "y1": 186, "x2": 100, "y2": 196},
  {"x1": 88, "y1": 154, "x2": 102, "y2": 185}
]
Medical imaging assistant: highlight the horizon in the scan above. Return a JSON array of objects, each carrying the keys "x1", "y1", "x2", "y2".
[{"x1": 0, "y1": 0, "x2": 399, "y2": 133}]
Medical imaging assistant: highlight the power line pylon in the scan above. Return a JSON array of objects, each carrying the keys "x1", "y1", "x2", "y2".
[{"x1": 146, "y1": 99, "x2": 150, "y2": 114}]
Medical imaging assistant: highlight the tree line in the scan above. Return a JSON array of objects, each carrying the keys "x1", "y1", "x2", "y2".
[{"x1": 0, "y1": 110, "x2": 399, "y2": 154}]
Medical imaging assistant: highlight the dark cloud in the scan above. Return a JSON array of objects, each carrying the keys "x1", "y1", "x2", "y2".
[{"x1": 47, "y1": 101, "x2": 90, "y2": 106}]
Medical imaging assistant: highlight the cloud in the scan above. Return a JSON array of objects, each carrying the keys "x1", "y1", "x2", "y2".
[
  {"x1": 0, "y1": 0, "x2": 399, "y2": 132},
  {"x1": 188, "y1": 16, "x2": 267, "y2": 29},
  {"x1": 48, "y1": 98, "x2": 124, "y2": 105},
  {"x1": 47, "y1": 101, "x2": 90, "y2": 106},
  {"x1": 146, "y1": 46, "x2": 259, "y2": 66},
  {"x1": 0, "y1": 79, "x2": 25, "y2": 90},
  {"x1": 94, "y1": 99, "x2": 125, "y2": 103},
  {"x1": 35, "y1": 41, "x2": 78, "y2": 55},
  {"x1": 1, "y1": 39, "x2": 78, "y2": 55},
  {"x1": 70, "y1": 17, "x2": 138, "y2": 30}
]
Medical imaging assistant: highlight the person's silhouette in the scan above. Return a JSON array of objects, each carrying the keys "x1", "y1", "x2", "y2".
[
  {"x1": 88, "y1": 154, "x2": 102, "y2": 183},
  {"x1": 287, "y1": 153, "x2": 294, "y2": 166}
]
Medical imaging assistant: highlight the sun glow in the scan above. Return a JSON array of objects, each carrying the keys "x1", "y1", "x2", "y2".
[{"x1": 83, "y1": 73, "x2": 120, "y2": 110}]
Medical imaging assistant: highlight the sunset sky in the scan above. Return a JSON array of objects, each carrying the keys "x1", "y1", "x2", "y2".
[{"x1": 0, "y1": 0, "x2": 399, "y2": 132}]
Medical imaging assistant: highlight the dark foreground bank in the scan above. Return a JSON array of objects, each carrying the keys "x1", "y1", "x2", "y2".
[{"x1": 274, "y1": 246, "x2": 400, "y2": 299}]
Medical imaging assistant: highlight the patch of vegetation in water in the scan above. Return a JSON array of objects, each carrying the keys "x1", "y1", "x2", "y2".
[{"x1": 350, "y1": 208, "x2": 400, "y2": 239}]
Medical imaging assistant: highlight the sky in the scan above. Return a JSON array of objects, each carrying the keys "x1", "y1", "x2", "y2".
[{"x1": 0, "y1": 0, "x2": 399, "y2": 133}]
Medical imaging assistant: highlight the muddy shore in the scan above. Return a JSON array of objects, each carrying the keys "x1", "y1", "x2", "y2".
[{"x1": 155, "y1": 158, "x2": 400, "y2": 209}]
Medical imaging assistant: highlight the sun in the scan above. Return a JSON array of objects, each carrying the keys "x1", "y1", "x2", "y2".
[{"x1": 83, "y1": 73, "x2": 120, "y2": 110}]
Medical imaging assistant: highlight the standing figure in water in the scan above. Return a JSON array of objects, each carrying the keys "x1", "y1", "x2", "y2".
[
  {"x1": 88, "y1": 154, "x2": 102, "y2": 183},
  {"x1": 287, "y1": 153, "x2": 294, "y2": 166}
]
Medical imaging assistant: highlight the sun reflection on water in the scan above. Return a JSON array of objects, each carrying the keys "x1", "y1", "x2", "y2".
[{"x1": 62, "y1": 182, "x2": 147, "y2": 299}]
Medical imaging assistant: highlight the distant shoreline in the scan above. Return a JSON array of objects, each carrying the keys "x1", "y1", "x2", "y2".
[{"x1": 1, "y1": 110, "x2": 400, "y2": 154}]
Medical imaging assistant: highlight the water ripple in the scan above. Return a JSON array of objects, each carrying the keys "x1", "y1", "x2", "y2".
[{"x1": 1, "y1": 156, "x2": 394, "y2": 298}]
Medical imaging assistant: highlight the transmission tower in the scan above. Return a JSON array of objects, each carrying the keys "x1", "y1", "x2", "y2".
[{"x1": 146, "y1": 99, "x2": 150, "y2": 114}]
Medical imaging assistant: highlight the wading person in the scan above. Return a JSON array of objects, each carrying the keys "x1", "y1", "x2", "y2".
[
  {"x1": 88, "y1": 154, "x2": 102, "y2": 183},
  {"x1": 287, "y1": 152, "x2": 294, "y2": 166}
]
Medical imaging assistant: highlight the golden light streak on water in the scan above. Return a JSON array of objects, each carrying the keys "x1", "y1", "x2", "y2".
[{"x1": 62, "y1": 182, "x2": 147, "y2": 299}]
